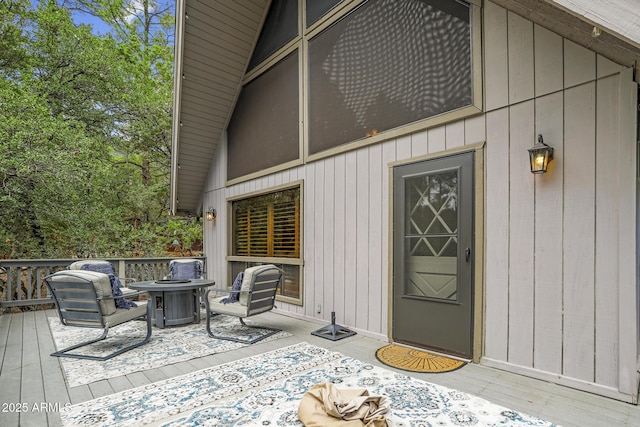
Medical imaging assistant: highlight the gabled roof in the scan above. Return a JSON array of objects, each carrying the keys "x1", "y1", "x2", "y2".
[
  {"x1": 170, "y1": 0, "x2": 269, "y2": 215},
  {"x1": 170, "y1": 0, "x2": 640, "y2": 216}
]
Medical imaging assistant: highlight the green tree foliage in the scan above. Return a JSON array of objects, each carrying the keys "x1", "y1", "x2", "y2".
[
  {"x1": 0, "y1": 0, "x2": 202, "y2": 259},
  {"x1": 0, "y1": 0, "x2": 31, "y2": 75}
]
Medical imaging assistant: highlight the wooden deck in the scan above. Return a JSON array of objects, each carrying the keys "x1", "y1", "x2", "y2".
[{"x1": 1, "y1": 309, "x2": 639, "y2": 426}]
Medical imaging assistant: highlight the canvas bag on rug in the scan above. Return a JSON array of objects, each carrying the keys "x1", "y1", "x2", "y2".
[{"x1": 298, "y1": 382, "x2": 390, "y2": 427}]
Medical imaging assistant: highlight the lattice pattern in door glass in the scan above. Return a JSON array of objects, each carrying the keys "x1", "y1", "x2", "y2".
[{"x1": 406, "y1": 171, "x2": 458, "y2": 257}]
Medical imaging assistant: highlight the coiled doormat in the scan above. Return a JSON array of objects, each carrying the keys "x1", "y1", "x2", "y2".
[{"x1": 375, "y1": 344, "x2": 466, "y2": 373}]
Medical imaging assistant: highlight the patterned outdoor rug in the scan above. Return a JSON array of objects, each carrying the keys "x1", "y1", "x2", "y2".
[
  {"x1": 61, "y1": 342, "x2": 558, "y2": 427},
  {"x1": 48, "y1": 314, "x2": 290, "y2": 387},
  {"x1": 376, "y1": 344, "x2": 466, "y2": 373}
]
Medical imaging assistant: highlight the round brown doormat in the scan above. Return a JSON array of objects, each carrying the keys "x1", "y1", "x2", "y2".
[{"x1": 375, "y1": 344, "x2": 466, "y2": 373}]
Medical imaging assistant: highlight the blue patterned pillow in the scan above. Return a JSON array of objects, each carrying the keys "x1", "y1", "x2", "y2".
[
  {"x1": 79, "y1": 263, "x2": 136, "y2": 309},
  {"x1": 221, "y1": 272, "x2": 243, "y2": 304},
  {"x1": 170, "y1": 260, "x2": 202, "y2": 279}
]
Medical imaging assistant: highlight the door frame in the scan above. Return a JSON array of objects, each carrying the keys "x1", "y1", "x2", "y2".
[{"x1": 388, "y1": 142, "x2": 485, "y2": 363}]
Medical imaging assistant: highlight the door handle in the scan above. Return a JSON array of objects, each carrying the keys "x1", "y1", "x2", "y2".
[{"x1": 465, "y1": 247, "x2": 471, "y2": 262}]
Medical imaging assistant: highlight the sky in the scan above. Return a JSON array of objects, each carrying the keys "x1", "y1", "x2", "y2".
[
  {"x1": 71, "y1": 10, "x2": 113, "y2": 35},
  {"x1": 32, "y1": 1, "x2": 176, "y2": 43},
  {"x1": 29, "y1": 1, "x2": 114, "y2": 35}
]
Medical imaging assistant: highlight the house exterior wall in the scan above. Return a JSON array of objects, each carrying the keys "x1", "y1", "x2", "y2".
[
  {"x1": 201, "y1": 1, "x2": 638, "y2": 402},
  {"x1": 481, "y1": 2, "x2": 638, "y2": 403}
]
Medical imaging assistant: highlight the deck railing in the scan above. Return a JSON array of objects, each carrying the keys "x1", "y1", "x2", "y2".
[{"x1": 0, "y1": 257, "x2": 206, "y2": 310}]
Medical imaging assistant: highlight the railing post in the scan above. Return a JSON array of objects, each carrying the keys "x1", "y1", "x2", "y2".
[{"x1": 117, "y1": 260, "x2": 126, "y2": 279}]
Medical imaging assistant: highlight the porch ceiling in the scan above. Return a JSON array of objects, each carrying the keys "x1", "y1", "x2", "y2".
[
  {"x1": 492, "y1": 0, "x2": 640, "y2": 67},
  {"x1": 170, "y1": 0, "x2": 639, "y2": 216},
  {"x1": 170, "y1": 0, "x2": 269, "y2": 215}
]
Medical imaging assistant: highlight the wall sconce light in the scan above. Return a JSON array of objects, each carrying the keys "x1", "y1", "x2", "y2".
[
  {"x1": 528, "y1": 135, "x2": 554, "y2": 174},
  {"x1": 205, "y1": 206, "x2": 216, "y2": 222}
]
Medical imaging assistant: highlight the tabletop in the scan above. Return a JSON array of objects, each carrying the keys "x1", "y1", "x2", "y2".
[{"x1": 129, "y1": 279, "x2": 215, "y2": 292}]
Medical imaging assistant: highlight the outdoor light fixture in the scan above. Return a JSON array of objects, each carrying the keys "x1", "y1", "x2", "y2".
[
  {"x1": 528, "y1": 134, "x2": 554, "y2": 174},
  {"x1": 205, "y1": 206, "x2": 216, "y2": 221}
]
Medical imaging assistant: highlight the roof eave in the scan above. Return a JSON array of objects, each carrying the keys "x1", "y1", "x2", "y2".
[{"x1": 170, "y1": 0, "x2": 186, "y2": 215}]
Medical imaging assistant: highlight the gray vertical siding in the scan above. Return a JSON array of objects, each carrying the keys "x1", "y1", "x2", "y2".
[{"x1": 201, "y1": 1, "x2": 637, "y2": 402}]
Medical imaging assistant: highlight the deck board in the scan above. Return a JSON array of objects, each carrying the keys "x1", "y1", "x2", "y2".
[
  {"x1": 67, "y1": 384, "x2": 91, "y2": 405},
  {"x1": 20, "y1": 312, "x2": 48, "y2": 427},
  {"x1": 35, "y1": 310, "x2": 70, "y2": 409},
  {"x1": 1, "y1": 309, "x2": 640, "y2": 426},
  {"x1": 87, "y1": 380, "x2": 115, "y2": 399},
  {"x1": 1, "y1": 313, "x2": 22, "y2": 426},
  {"x1": 125, "y1": 370, "x2": 152, "y2": 389}
]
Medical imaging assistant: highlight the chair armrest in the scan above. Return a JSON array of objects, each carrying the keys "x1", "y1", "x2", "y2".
[
  {"x1": 205, "y1": 288, "x2": 240, "y2": 298},
  {"x1": 98, "y1": 290, "x2": 147, "y2": 300},
  {"x1": 119, "y1": 278, "x2": 137, "y2": 286}
]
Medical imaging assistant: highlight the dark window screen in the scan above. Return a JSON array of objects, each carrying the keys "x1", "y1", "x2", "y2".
[
  {"x1": 227, "y1": 52, "x2": 299, "y2": 181},
  {"x1": 308, "y1": 0, "x2": 473, "y2": 155},
  {"x1": 306, "y1": 0, "x2": 344, "y2": 27},
  {"x1": 248, "y1": 0, "x2": 298, "y2": 70}
]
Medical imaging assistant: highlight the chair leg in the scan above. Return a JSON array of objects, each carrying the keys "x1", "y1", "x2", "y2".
[
  {"x1": 51, "y1": 304, "x2": 153, "y2": 361},
  {"x1": 51, "y1": 328, "x2": 110, "y2": 359},
  {"x1": 206, "y1": 315, "x2": 281, "y2": 344}
]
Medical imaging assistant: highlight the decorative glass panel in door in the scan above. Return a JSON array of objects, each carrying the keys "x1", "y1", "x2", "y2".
[{"x1": 405, "y1": 170, "x2": 458, "y2": 301}]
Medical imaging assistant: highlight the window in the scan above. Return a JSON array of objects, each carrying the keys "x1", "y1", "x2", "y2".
[
  {"x1": 227, "y1": 52, "x2": 300, "y2": 181},
  {"x1": 306, "y1": 0, "x2": 344, "y2": 27},
  {"x1": 308, "y1": 0, "x2": 473, "y2": 155},
  {"x1": 248, "y1": 0, "x2": 299, "y2": 70},
  {"x1": 229, "y1": 185, "x2": 302, "y2": 303},
  {"x1": 233, "y1": 188, "x2": 300, "y2": 257}
]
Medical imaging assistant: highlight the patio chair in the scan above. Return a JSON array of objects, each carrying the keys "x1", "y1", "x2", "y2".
[
  {"x1": 44, "y1": 270, "x2": 152, "y2": 361},
  {"x1": 166, "y1": 258, "x2": 208, "y2": 308},
  {"x1": 168, "y1": 258, "x2": 204, "y2": 280},
  {"x1": 204, "y1": 264, "x2": 283, "y2": 344},
  {"x1": 68, "y1": 259, "x2": 138, "y2": 305}
]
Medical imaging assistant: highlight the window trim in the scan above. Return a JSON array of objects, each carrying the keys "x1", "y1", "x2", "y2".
[{"x1": 226, "y1": 181, "x2": 304, "y2": 305}]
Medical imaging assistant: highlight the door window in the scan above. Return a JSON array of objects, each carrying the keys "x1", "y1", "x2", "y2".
[{"x1": 404, "y1": 170, "x2": 459, "y2": 302}]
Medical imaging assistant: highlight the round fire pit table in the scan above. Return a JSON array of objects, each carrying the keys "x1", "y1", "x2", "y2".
[{"x1": 129, "y1": 279, "x2": 215, "y2": 328}]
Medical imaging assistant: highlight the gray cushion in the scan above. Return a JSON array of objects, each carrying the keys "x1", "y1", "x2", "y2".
[
  {"x1": 68, "y1": 259, "x2": 113, "y2": 271},
  {"x1": 49, "y1": 270, "x2": 116, "y2": 316},
  {"x1": 238, "y1": 264, "x2": 278, "y2": 306},
  {"x1": 69, "y1": 259, "x2": 137, "y2": 307},
  {"x1": 104, "y1": 301, "x2": 148, "y2": 328},
  {"x1": 207, "y1": 295, "x2": 274, "y2": 317},
  {"x1": 207, "y1": 298, "x2": 248, "y2": 317}
]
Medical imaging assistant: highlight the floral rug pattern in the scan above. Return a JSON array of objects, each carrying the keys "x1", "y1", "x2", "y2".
[
  {"x1": 61, "y1": 343, "x2": 558, "y2": 427},
  {"x1": 48, "y1": 314, "x2": 290, "y2": 387}
]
